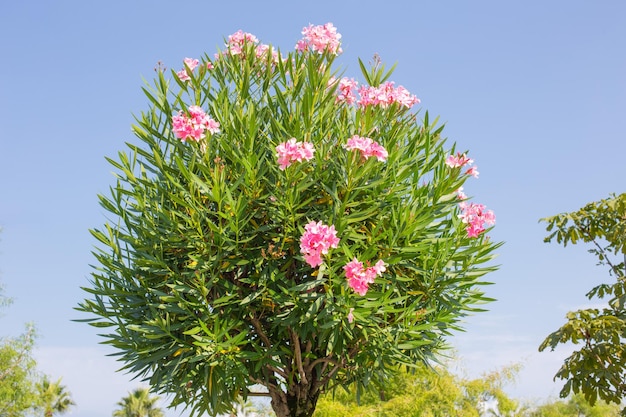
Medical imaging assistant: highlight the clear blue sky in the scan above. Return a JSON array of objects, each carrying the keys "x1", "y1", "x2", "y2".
[{"x1": 1, "y1": 1, "x2": 625, "y2": 416}]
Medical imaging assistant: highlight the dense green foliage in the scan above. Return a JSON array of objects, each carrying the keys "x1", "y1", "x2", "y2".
[
  {"x1": 313, "y1": 363, "x2": 621, "y2": 417},
  {"x1": 313, "y1": 362, "x2": 523, "y2": 417},
  {"x1": 77, "y1": 26, "x2": 500, "y2": 416},
  {"x1": 1, "y1": 279, "x2": 40, "y2": 417},
  {"x1": 0, "y1": 323, "x2": 39, "y2": 417},
  {"x1": 529, "y1": 394, "x2": 621, "y2": 417},
  {"x1": 539, "y1": 193, "x2": 626, "y2": 414}
]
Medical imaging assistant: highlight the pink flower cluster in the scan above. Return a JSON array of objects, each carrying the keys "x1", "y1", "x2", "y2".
[
  {"x1": 295, "y1": 23, "x2": 342, "y2": 55},
  {"x1": 459, "y1": 202, "x2": 496, "y2": 238},
  {"x1": 300, "y1": 221, "x2": 340, "y2": 268},
  {"x1": 357, "y1": 82, "x2": 420, "y2": 108},
  {"x1": 223, "y1": 30, "x2": 279, "y2": 64},
  {"x1": 276, "y1": 138, "x2": 315, "y2": 170},
  {"x1": 445, "y1": 152, "x2": 472, "y2": 168},
  {"x1": 344, "y1": 258, "x2": 386, "y2": 296},
  {"x1": 227, "y1": 30, "x2": 259, "y2": 55},
  {"x1": 172, "y1": 106, "x2": 220, "y2": 142},
  {"x1": 330, "y1": 77, "x2": 359, "y2": 104},
  {"x1": 445, "y1": 152, "x2": 479, "y2": 178},
  {"x1": 345, "y1": 135, "x2": 388, "y2": 162},
  {"x1": 254, "y1": 43, "x2": 280, "y2": 64}
]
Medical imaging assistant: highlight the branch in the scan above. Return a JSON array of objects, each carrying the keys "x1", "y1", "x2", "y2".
[
  {"x1": 250, "y1": 315, "x2": 272, "y2": 349},
  {"x1": 307, "y1": 357, "x2": 339, "y2": 374},
  {"x1": 316, "y1": 360, "x2": 343, "y2": 391},
  {"x1": 246, "y1": 391, "x2": 272, "y2": 397},
  {"x1": 309, "y1": 341, "x2": 362, "y2": 391},
  {"x1": 0, "y1": 325, "x2": 35, "y2": 382},
  {"x1": 249, "y1": 315, "x2": 288, "y2": 384},
  {"x1": 289, "y1": 327, "x2": 308, "y2": 384},
  {"x1": 590, "y1": 236, "x2": 619, "y2": 277},
  {"x1": 268, "y1": 365, "x2": 289, "y2": 380}
]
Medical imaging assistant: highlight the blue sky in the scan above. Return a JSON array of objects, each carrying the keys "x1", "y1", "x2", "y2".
[{"x1": 1, "y1": 1, "x2": 625, "y2": 416}]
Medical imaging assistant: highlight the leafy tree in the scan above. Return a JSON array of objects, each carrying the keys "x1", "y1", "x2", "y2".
[
  {"x1": 314, "y1": 361, "x2": 525, "y2": 416},
  {"x1": 1, "y1": 236, "x2": 74, "y2": 417},
  {"x1": 539, "y1": 193, "x2": 626, "y2": 413},
  {"x1": 77, "y1": 23, "x2": 500, "y2": 417},
  {"x1": 113, "y1": 387, "x2": 164, "y2": 417},
  {"x1": 529, "y1": 394, "x2": 621, "y2": 417},
  {"x1": 1, "y1": 277, "x2": 40, "y2": 417},
  {"x1": 0, "y1": 323, "x2": 39, "y2": 417},
  {"x1": 36, "y1": 376, "x2": 75, "y2": 417}
]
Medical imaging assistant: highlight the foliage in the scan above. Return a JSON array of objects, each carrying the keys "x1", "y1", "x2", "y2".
[
  {"x1": 113, "y1": 387, "x2": 164, "y2": 417},
  {"x1": 1, "y1": 241, "x2": 74, "y2": 417},
  {"x1": 1, "y1": 302, "x2": 37, "y2": 416},
  {"x1": 1, "y1": 272, "x2": 39, "y2": 417},
  {"x1": 0, "y1": 323, "x2": 39, "y2": 417},
  {"x1": 538, "y1": 193, "x2": 626, "y2": 414},
  {"x1": 36, "y1": 375, "x2": 75, "y2": 417},
  {"x1": 529, "y1": 394, "x2": 621, "y2": 417},
  {"x1": 314, "y1": 362, "x2": 623, "y2": 417},
  {"x1": 77, "y1": 23, "x2": 500, "y2": 417},
  {"x1": 314, "y1": 361, "x2": 525, "y2": 416}
]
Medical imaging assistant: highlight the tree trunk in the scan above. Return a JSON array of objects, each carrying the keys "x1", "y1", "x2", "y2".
[{"x1": 268, "y1": 382, "x2": 321, "y2": 417}]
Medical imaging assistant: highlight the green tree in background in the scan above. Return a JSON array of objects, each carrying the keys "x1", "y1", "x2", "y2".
[
  {"x1": 1, "y1": 236, "x2": 74, "y2": 417},
  {"x1": 78, "y1": 23, "x2": 500, "y2": 417},
  {"x1": 0, "y1": 277, "x2": 40, "y2": 417},
  {"x1": 313, "y1": 361, "x2": 525, "y2": 416},
  {"x1": 36, "y1": 376, "x2": 75, "y2": 417},
  {"x1": 113, "y1": 387, "x2": 164, "y2": 417},
  {"x1": 314, "y1": 362, "x2": 624, "y2": 417},
  {"x1": 0, "y1": 323, "x2": 39, "y2": 417},
  {"x1": 539, "y1": 193, "x2": 626, "y2": 414},
  {"x1": 530, "y1": 394, "x2": 621, "y2": 417}
]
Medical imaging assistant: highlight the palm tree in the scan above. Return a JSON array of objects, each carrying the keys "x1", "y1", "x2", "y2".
[
  {"x1": 113, "y1": 387, "x2": 164, "y2": 417},
  {"x1": 229, "y1": 395, "x2": 258, "y2": 417},
  {"x1": 37, "y1": 376, "x2": 75, "y2": 417}
]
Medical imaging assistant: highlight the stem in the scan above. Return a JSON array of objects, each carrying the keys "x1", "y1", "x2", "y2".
[{"x1": 290, "y1": 327, "x2": 308, "y2": 384}]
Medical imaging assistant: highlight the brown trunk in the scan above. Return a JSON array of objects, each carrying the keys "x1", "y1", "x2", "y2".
[{"x1": 269, "y1": 381, "x2": 321, "y2": 417}]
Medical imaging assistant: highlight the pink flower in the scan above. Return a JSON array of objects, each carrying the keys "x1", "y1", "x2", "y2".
[
  {"x1": 184, "y1": 58, "x2": 199, "y2": 71},
  {"x1": 171, "y1": 105, "x2": 220, "y2": 142},
  {"x1": 393, "y1": 85, "x2": 421, "y2": 107},
  {"x1": 345, "y1": 135, "x2": 388, "y2": 162},
  {"x1": 176, "y1": 69, "x2": 191, "y2": 82},
  {"x1": 455, "y1": 187, "x2": 467, "y2": 200},
  {"x1": 300, "y1": 221, "x2": 340, "y2": 268},
  {"x1": 357, "y1": 82, "x2": 420, "y2": 108},
  {"x1": 347, "y1": 308, "x2": 355, "y2": 324},
  {"x1": 255, "y1": 44, "x2": 280, "y2": 64},
  {"x1": 296, "y1": 23, "x2": 342, "y2": 55},
  {"x1": 227, "y1": 30, "x2": 259, "y2": 55},
  {"x1": 445, "y1": 152, "x2": 473, "y2": 168},
  {"x1": 276, "y1": 138, "x2": 315, "y2": 170},
  {"x1": 205, "y1": 118, "x2": 221, "y2": 135},
  {"x1": 344, "y1": 258, "x2": 386, "y2": 296},
  {"x1": 206, "y1": 61, "x2": 214, "y2": 70},
  {"x1": 330, "y1": 77, "x2": 358, "y2": 104},
  {"x1": 465, "y1": 166, "x2": 479, "y2": 178},
  {"x1": 459, "y1": 203, "x2": 496, "y2": 238},
  {"x1": 176, "y1": 58, "x2": 200, "y2": 81},
  {"x1": 372, "y1": 260, "x2": 387, "y2": 275}
]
